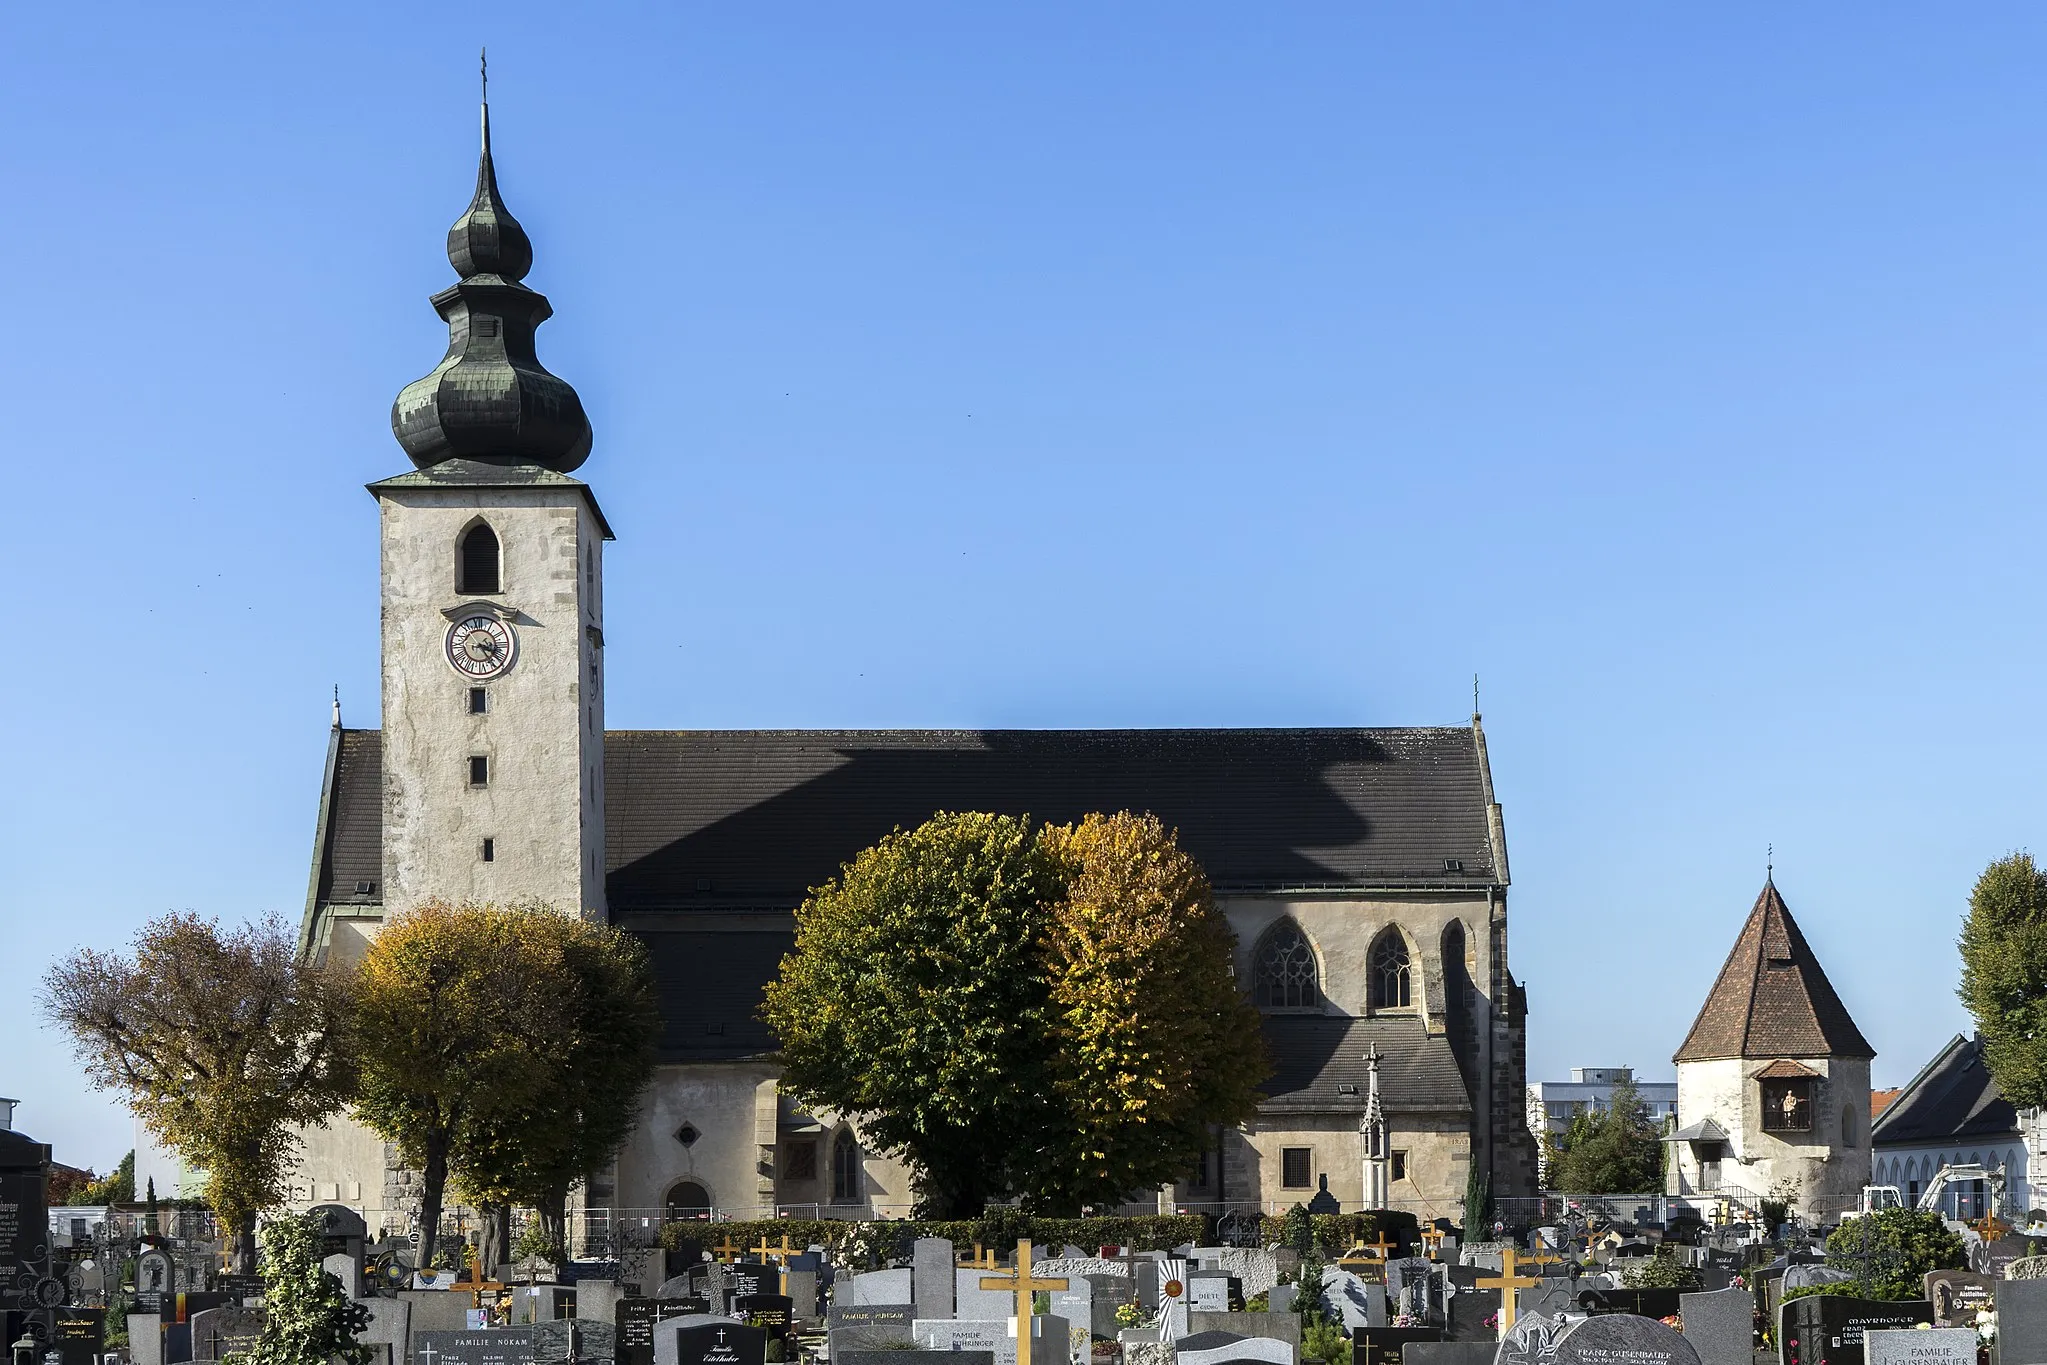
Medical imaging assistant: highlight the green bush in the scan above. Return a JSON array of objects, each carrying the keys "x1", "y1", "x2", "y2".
[
  {"x1": 1258, "y1": 1210, "x2": 1421, "y2": 1256},
  {"x1": 1823, "y1": 1209, "x2": 1967, "y2": 1301},
  {"x1": 656, "y1": 1214, "x2": 1206, "y2": 1258}
]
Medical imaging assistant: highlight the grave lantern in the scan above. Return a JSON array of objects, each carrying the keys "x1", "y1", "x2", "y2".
[{"x1": 10, "y1": 1333, "x2": 36, "y2": 1365}]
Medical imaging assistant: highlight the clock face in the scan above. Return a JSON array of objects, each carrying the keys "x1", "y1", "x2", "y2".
[{"x1": 446, "y1": 615, "x2": 515, "y2": 678}]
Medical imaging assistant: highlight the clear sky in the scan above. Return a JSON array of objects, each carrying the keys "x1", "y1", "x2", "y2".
[{"x1": 4, "y1": 3, "x2": 2044, "y2": 1173}]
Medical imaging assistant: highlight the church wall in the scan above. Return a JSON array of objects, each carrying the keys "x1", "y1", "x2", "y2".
[
  {"x1": 377, "y1": 485, "x2": 604, "y2": 920},
  {"x1": 1227, "y1": 1113, "x2": 1470, "y2": 1219},
  {"x1": 614, "y1": 1062, "x2": 780, "y2": 1217}
]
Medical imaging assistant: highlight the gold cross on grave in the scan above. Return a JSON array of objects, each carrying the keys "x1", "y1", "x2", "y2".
[
  {"x1": 958, "y1": 1244, "x2": 998, "y2": 1270},
  {"x1": 751, "y1": 1234, "x2": 798, "y2": 1263},
  {"x1": 1475, "y1": 1247, "x2": 1540, "y2": 1337},
  {"x1": 1419, "y1": 1227, "x2": 1445, "y2": 1259},
  {"x1": 711, "y1": 1237, "x2": 744, "y2": 1263},
  {"x1": 980, "y1": 1239, "x2": 1069, "y2": 1365},
  {"x1": 1360, "y1": 1230, "x2": 1398, "y2": 1260}
]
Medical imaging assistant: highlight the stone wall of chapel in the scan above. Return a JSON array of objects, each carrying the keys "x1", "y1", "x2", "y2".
[
  {"x1": 1222, "y1": 1116, "x2": 1471, "y2": 1220},
  {"x1": 613, "y1": 1063, "x2": 781, "y2": 1218},
  {"x1": 1674, "y1": 1056, "x2": 1872, "y2": 1220},
  {"x1": 1220, "y1": 896, "x2": 1498, "y2": 1030}
]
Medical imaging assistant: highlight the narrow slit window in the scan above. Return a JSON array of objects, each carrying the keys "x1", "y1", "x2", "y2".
[
  {"x1": 480, "y1": 838, "x2": 495, "y2": 862},
  {"x1": 458, "y1": 523, "x2": 501, "y2": 594},
  {"x1": 468, "y1": 755, "x2": 490, "y2": 787},
  {"x1": 468, "y1": 687, "x2": 488, "y2": 715}
]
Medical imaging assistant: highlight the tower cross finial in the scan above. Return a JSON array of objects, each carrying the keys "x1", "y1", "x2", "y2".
[
  {"x1": 1768, "y1": 843, "x2": 1774, "y2": 880},
  {"x1": 481, "y1": 47, "x2": 488, "y2": 104}
]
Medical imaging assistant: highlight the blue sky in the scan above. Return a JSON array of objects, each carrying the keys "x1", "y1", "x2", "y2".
[{"x1": 4, "y1": 3, "x2": 2045, "y2": 1172}]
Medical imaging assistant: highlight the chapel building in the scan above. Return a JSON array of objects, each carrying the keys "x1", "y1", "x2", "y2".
[
  {"x1": 1667, "y1": 879, "x2": 1874, "y2": 1221},
  {"x1": 285, "y1": 102, "x2": 1540, "y2": 1239}
]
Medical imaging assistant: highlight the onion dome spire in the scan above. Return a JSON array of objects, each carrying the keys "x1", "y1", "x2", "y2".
[{"x1": 391, "y1": 63, "x2": 593, "y2": 473}]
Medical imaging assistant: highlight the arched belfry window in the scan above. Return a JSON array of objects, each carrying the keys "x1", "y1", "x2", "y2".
[
  {"x1": 459, "y1": 522, "x2": 501, "y2": 594},
  {"x1": 1369, "y1": 929, "x2": 1413, "y2": 1010},
  {"x1": 832, "y1": 1129, "x2": 861, "y2": 1203},
  {"x1": 1253, "y1": 921, "x2": 1319, "y2": 1009}
]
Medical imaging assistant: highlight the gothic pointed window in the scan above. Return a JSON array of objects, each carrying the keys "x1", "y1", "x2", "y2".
[
  {"x1": 832, "y1": 1129, "x2": 861, "y2": 1203},
  {"x1": 459, "y1": 522, "x2": 501, "y2": 594},
  {"x1": 1369, "y1": 929, "x2": 1412, "y2": 1010},
  {"x1": 1253, "y1": 921, "x2": 1319, "y2": 1009}
]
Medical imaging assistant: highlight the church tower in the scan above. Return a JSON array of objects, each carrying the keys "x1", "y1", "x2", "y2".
[{"x1": 371, "y1": 94, "x2": 610, "y2": 920}]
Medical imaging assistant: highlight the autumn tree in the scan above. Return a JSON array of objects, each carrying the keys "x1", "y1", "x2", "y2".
[
  {"x1": 1024, "y1": 812, "x2": 1267, "y2": 1212},
  {"x1": 1958, "y1": 853, "x2": 2047, "y2": 1109},
  {"x1": 453, "y1": 915, "x2": 659, "y2": 1266},
  {"x1": 762, "y1": 812, "x2": 1061, "y2": 1216},
  {"x1": 39, "y1": 913, "x2": 354, "y2": 1271},
  {"x1": 762, "y1": 809, "x2": 1268, "y2": 1216},
  {"x1": 350, "y1": 901, "x2": 572, "y2": 1271}
]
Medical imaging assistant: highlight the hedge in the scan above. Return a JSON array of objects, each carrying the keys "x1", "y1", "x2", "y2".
[
  {"x1": 658, "y1": 1214, "x2": 1208, "y2": 1260},
  {"x1": 1258, "y1": 1210, "x2": 1423, "y2": 1254}
]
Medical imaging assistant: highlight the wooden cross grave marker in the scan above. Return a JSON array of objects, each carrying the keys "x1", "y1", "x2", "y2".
[
  {"x1": 980, "y1": 1239, "x2": 1069, "y2": 1365},
  {"x1": 1360, "y1": 1231, "x2": 1398, "y2": 1260},
  {"x1": 1419, "y1": 1227, "x2": 1445, "y2": 1258},
  {"x1": 1474, "y1": 1247, "x2": 1540, "y2": 1337},
  {"x1": 958, "y1": 1243, "x2": 998, "y2": 1270},
  {"x1": 711, "y1": 1237, "x2": 744, "y2": 1263},
  {"x1": 751, "y1": 1234, "x2": 798, "y2": 1263}
]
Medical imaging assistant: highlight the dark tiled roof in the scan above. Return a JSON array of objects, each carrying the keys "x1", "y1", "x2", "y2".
[
  {"x1": 1672, "y1": 881, "x2": 1874, "y2": 1063},
  {"x1": 1871, "y1": 1035, "x2": 2020, "y2": 1147},
  {"x1": 311, "y1": 726, "x2": 1502, "y2": 909},
  {"x1": 1258, "y1": 1015, "x2": 1471, "y2": 1114},
  {"x1": 637, "y1": 927, "x2": 790, "y2": 1063},
  {"x1": 604, "y1": 727, "x2": 1500, "y2": 909}
]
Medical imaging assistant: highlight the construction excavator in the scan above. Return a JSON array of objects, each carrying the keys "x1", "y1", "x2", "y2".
[{"x1": 1850, "y1": 1162, "x2": 2047, "y2": 1237}]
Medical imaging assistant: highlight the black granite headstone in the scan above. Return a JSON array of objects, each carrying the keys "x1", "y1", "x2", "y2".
[
  {"x1": 658, "y1": 1318, "x2": 767, "y2": 1365},
  {"x1": 724, "y1": 1264, "x2": 778, "y2": 1300},
  {"x1": 0, "y1": 1129, "x2": 53, "y2": 1321},
  {"x1": 729, "y1": 1294, "x2": 792, "y2": 1341},
  {"x1": 1922, "y1": 1271, "x2": 1997, "y2": 1329},
  {"x1": 1357, "y1": 1326, "x2": 1444, "y2": 1365},
  {"x1": 1551, "y1": 1314, "x2": 1699, "y2": 1365},
  {"x1": 618, "y1": 1297, "x2": 706, "y2": 1365},
  {"x1": 1777, "y1": 1295, "x2": 1933, "y2": 1365},
  {"x1": 52, "y1": 1309, "x2": 105, "y2": 1365}
]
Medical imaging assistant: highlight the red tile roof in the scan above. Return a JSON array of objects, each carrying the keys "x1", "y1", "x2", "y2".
[{"x1": 1672, "y1": 880, "x2": 1874, "y2": 1063}]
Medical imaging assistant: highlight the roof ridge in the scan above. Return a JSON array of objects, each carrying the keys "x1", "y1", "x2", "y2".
[{"x1": 1674, "y1": 879, "x2": 1873, "y2": 1063}]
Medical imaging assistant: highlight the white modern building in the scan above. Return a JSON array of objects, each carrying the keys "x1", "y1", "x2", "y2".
[
  {"x1": 1528, "y1": 1068, "x2": 1677, "y2": 1184},
  {"x1": 1871, "y1": 1033, "x2": 2041, "y2": 1220}
]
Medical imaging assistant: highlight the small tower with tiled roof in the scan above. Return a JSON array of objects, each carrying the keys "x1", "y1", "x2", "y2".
[{"x1": 1667, "y1": 878, "x2": 1874, "y2": 1221}]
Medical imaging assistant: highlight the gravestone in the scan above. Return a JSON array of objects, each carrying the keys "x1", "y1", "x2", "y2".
[
  {"x1": 617, "y1": 1298, "x2": 704, "y2": 1365},
  {"x1": 1550, "y1": 1314, "x2": 1698, "y2": 1365},
  {"x1": 1863, "y1": 1328, "x2": 1975, "y2": 1365},
  {"x1": 1161, "y1": 1258, "x2": 1191, "y2": 1339},
  {"x1": 653, "y1": 1277, "x2": 697, "y2": 1301},
  {"x1": 1049, "y1": 1279, "x2": 1093, "y2": 1363},
  {"x1": 577, "y1": 1280, "x2": 625, "y2": 1328},
  {"x1": 1494, "y1": 1311, "x2": 1568, "y2": 1365},
  {"x1": 728, "y1": 1293, "x2": 792, "y2": 1342},
  {"x1": 783, "y1": 1268, "x2": 816, "y2": 1321},
  {"x1": 1090, "y1": 1275, "x2": 1136, "y2": 1339},
  {"x1": 847, "y1": 1268, "x2": 915, "y2": 1307},
  {"x1": 915, "y1": 1239, "x2": 956, "y2": 1321},
  {"x1": 136, "y1": 1252, "x2": 173, "y2": 1310},
  {"x1": 359, "y1": 1297, "x2": 410, "y2": 1365},
  {"x1": 1188, "y1": 1272, "x2": 1232, "y2": 1313},
  {"x1": 653, "y1": 1317, "x2": 767, "y2": 1365},
  {"x1": 323, "y1": 1252, "x2": 364, "y2": 1300},
  {"x1": 188, "y1": 1304, "x2": 263, "y2": 1361},
  {"x1": 1576, "y1": 1288, "x2": 1681, "y2": 1320},
  {"x1": 827, "y1": 1304, "x2": 915, "y2": 1355},
  {"x1": 129, "y1": 1314, "x2": 162, "y2": 1365},
  {"x1": 1355, "y1": 1327, "x2": 1442, "y2": 1365},
  {"x1": 1783, "y1": 1265, "x2": 1856, "y2": 1293},
  {"x1": 1679, "y1": 1288, "x2": 1751, "y2": 1365},
  {"x1": 1922, "y1": 1270, "x2": 1996, "y2": 1329},
  {"x1": 413, "y1": 1328, "x2": 539, "y2": 1365},
  {"x1": 1998, "y1": 1277, "x2": 2047, "y2": 1365},
  {"x1": 51, "y1": 1309, "x2": 105, "y2": 1365},
  {"x1": 1319, "y1": 1267, "x2": 1378, "y2": 1332},
  {"x1": 1186, "y1": 1313, "x2": 1299, "y2": 1351},
  {"x1": 1777, "y1": 1295, "x2": 1935, "y2": 1365},
  {"x1": 1445, "y1": 1282, "x2": 1499, "y2": 1343},
  {"x1": 1388, "y1": 1260, "x2": 1446, "y2": 1328},
  {"x1": 1406, "y1": 1344, "x2": 1496, "y2": 1365},
  {"x1": 1176, "y1": 1329, "x2": 1296, "y2": 1365},
  {"x1": 917, "y1": 1314, "x2": 1056, "y2": 1365},
  {"x1": 1512, "y1": 1283, "x2": 1577, "y2": 1326},
  {"x1": 723, "y1": 1264, "x2": 777, "y2": 1302}
]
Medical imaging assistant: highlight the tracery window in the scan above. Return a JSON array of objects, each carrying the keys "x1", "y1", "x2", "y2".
[
  {"x1": 1253, "y1": 921, "x2": 1319, "y2": 1008},
  {"x1": 1369, "y1": 929, "x2": 1412, "y2": 1010},
  {"x1": 832, "y1": 1129, "x2": 861, "y2": 1203}
]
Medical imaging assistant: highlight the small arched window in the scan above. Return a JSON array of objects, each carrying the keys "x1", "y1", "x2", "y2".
[
  {"x1": 1841, "y1": 1103, "x2": 1856, "y2": 1147},
  {"x1": 832, "y1": 1129, "x2": 861, "y2": 1203},
  {"x1": 1253, "y1": 921, "x2": 1319, "y2": 1009},
  {"x1": 1369, "y1": 929, "x2": 1412, "y2": 1010},
  {"x1": 459, "y1": 522, "x2": 501, "y2": 594}
]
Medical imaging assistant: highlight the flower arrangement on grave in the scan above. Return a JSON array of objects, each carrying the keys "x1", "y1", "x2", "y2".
[
  {"x1": 1660, "y1": 1316, "x2": 1682, "y2": 1330},
  {"x1": 1482, "y1": 1312, "x2": 1499, "y2": 1331},
  {"x1": 1115, "y1": 1302, "x2": 1145, "y2": 1328}
]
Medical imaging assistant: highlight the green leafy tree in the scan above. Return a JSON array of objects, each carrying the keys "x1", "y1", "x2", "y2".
[
  {"x1": 1023, "y1": 812, "x2": 1268, "y2": 1212},
  {"x1": 1621, "y1": 1250, "x2": 1702, "y2": 1290},
  {"x1": 39, "y1": 912, "x2": 355, "y2": 1271},
  {"x1": 762, "y1": 812, "x2": 1060, "y2": 1216},
  {"x1": 1959, "y1": 853, "x2": 2047, "y2": 1108},
  {"x1": 454, "y1": 915, "x2": 660, "y2": 1264},
  {"x1": 351, "y1": 901, "x2": 573, "y2": 1271},
  {"x1": 1282, "y1": 1203, "x2": 1314, "y2": 1257},
  {"x1": 1823, "y1": 1208, "x2": 1966, "y2": 1300},
  {"x1": 71, "y1": 1150, "x2": 136, "y2": 1205},
  {"x1": 1546, "y1": 1079, "x2": 1663, "y2": 1194},
  {"x1": 246, "y1": 1210, "x2": 371, "y2": 1365},
  {"x1": 763, "y1": 810, "x2": 1268, "y2": 1216},
  {"x1": 1461, "y1": 1166, "x2": 1491, "y2": 1239}
]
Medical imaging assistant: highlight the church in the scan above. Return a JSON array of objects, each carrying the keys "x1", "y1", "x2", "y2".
[{"x1": 285, "y1": 99, "x2": 1539, "y2": 1241}]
